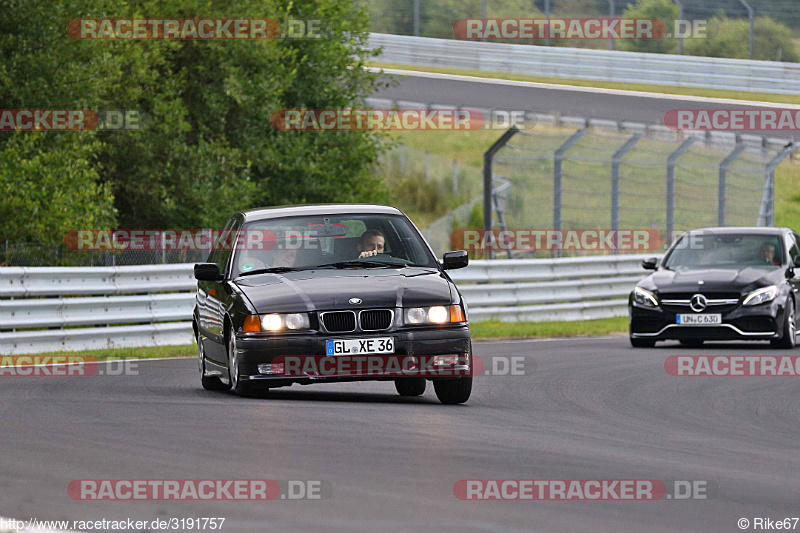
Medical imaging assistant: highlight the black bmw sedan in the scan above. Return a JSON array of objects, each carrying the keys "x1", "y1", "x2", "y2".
[
  {"x1": 629, "y1": 227, "x2": 800, "y2": 348},
  {"x1": 192, "y1": 204, "x2": 473, "y2": 403}
]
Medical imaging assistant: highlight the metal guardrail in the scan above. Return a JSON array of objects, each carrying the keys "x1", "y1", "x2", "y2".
[
  {"x1": 0, "y1": 256, "x2": 653, "y2": 354},
  {"x1": 369, "y1": 33, "x2": 800, "y2": 95}
]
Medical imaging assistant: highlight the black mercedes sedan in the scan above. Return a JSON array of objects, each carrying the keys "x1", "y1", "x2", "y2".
[
  {"x1": 192, "y1": 204, "x2": 473, "y2": 403},
  {"x1": 629, "y1": 227, "x2": 800, "y2": 348}
]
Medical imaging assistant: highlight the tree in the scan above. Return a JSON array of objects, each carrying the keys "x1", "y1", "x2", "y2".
[
  {"x1": 618, "y1": 0, "x2": 678, "y2": 54},
  {"x1": 685, "y1": 15, "x2": 799, "y2": 63},
  {"x1": 0, "y1": 0, "x2": 389, "y2": 243}
]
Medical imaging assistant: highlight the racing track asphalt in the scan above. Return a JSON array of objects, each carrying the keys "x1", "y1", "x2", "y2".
[
  {"x1": 372, "y1": 69, "x2": 799, "y2": 140},
  {"x1": 2, "y1": 337, "x2": 799, "y2": 532}
]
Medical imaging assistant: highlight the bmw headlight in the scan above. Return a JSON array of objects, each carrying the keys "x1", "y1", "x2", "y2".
[
  {"x1": 633, "y1": 286, "x2": 659, "y2": 307},
  {"x1": 742, "y1": 285, "x2": 778, "y2": 306},
  {"x1": 405, "y1": 305, "x2": 465, "y2": 325},
  {"x1": 242, "y1": 313, "x2": 311, "y2": 332}
]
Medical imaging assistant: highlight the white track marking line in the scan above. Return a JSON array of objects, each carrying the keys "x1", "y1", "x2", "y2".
[{"x1": 370, "y1": 67, "x2": 800, "y2": 109}]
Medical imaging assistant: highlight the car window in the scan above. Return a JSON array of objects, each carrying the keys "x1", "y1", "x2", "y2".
[
  {"x1": 664, "y1": 233, "x2": 784, "y2": 270},
  {"x1": 232, "y1": 213, "x2": 437, "y2": 276}
]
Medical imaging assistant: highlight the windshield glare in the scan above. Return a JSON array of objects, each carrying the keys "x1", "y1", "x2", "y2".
[
  {"x1": 232, "y1": 214, "x2": 436, "y2": 276},
  {"x1": 663, "y1": 233, "x2": 784, "y2": 271}
]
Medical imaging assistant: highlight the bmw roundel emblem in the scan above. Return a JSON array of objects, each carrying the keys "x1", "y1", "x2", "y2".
[{"x1": 349, "y1": 297, "x2": 362, "y2": 305}]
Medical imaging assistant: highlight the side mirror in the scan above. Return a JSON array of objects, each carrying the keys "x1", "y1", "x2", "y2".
[
  {"x1": 793, "y1": 255, "x2": 800, "y2": 268},
  {"x1": 443, "y1": 250, "x2": 469, "y2": 270},
  {"x1": 194, "y1": 263, "x2": 223, "y2": 281},
  {"x1": 642, "y1": 257, "x2": 658, "y2": 270}
]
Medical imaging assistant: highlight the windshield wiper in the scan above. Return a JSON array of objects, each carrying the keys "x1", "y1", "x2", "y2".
[
  {"x1": 315, "y1": 260, "x2": 406, "y2": 269},
  {"x1": 237, "y1": 266, "x2": 310, "y2": 277}
]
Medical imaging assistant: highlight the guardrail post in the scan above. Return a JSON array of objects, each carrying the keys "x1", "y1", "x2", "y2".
[
  {"x1": 666, "y1": 137, "x2": 695, "y2": 244},
  {"x1": 553, "y1": 129, "x2": 588, "y2": 245},
  {"x1": 718, "y1": 143, "x2": 745, "y2": 226},
  {"x1": 483, "y1": 126, "x2": 520, "y2": 234},
  {"x1": 759, "y1": 143, "x2": 796, "y2": 226},
  {"x1": 611, "y1": 133, "x2": 642, "y2": 241}
]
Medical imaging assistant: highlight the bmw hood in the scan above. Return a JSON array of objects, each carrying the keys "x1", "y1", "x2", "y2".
[{"x1": 234, "y1": 268, "x2": 455, "y2": 314}]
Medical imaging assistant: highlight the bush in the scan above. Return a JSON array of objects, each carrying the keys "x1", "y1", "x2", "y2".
[{"x1": 685, "y1": 15, "x2": 799, "y2": 63}]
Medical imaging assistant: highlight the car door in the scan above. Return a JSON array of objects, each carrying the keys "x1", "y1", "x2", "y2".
[{"x1": 198, "y1": 217, "x2": 240, "y2": 363}]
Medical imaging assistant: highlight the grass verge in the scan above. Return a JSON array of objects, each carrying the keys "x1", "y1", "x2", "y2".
[
  {"x1": 15, "y1": 318, "x2": 630, "y2": 361},
  {"x1": 24, "y1": 344, "x2": 196, "y2": 362},
  {"x1": 470, "y1": 316, "x2": 628, "y2": 339},
  {"x1": 371, "y1": 61, "x2": 800, "y2": 105}
]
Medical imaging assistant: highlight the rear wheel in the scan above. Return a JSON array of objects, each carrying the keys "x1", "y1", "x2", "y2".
[
  {"x1": 772, "y1": 298, "x2": 796, "y2": 349},
  {"x1": 433, "y1": 377, "x2": 472, "y2": 404},
  {"x1": 630, "y1": 337, "x2": 655, "y2": 348},
  {"x1": 395, "y1": 377, "x2": 426, "y2": 396},
  {"x1": 198, "y1": 332, "x2": 229, "y2": 391}
]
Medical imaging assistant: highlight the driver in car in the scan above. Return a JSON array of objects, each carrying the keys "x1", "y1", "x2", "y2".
[
  {"x1": 759, "y1": 243, "x2": 779, "y2": 265},
  {"x1": 357, "y1": 229, "x2": 385, "y2": 258}
]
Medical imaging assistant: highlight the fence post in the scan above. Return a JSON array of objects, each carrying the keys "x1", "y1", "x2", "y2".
[
  {"x1": 738, "y1": 0, "x2": 754, "y2": 60},
  {"x1": 759, "y1": 144, "x2": 797, "y2": 226},
  {"x1": 553, "y1": 129, "x2": 588, "y2": 237},
  {"x1": 666, "y1": 137, "x2": 696, "y2": 243},
  {"x1": 611, "y1": 133, "x2": 642, "y2": 241},
  {"x1": 413, "y1": 0, "x2": 420, "y2": 36},
  {"x1": 607, "y1": 0, "x2": 615, "y2": 50},
  {"x1": 718, "y1": 143, "x2": 745, "y2": 226},
  {"x1": 452, "y1": 159, "x2": 458, "y2": 193},
  {"x1": 483, "y1": 126, "x2": 520, "y2": 234},
  {"x1": 674, "y1": 0, "x2": 683, "y2": 55},
  {"x1": 425, "y1": 152, "x2": 430, "y2": 182}
]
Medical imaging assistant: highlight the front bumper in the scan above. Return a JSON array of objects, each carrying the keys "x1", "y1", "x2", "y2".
[
  {"x1": 629, "y1": 298, "x2": 786, "y2": 342},
  {"x1": 230, "y1": 325, "x2": 471, "y2": 387}
]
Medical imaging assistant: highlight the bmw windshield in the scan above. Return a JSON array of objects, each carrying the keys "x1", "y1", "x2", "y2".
[{"x1": 231, "y1": 214, "x2": 438, "y2": 277}]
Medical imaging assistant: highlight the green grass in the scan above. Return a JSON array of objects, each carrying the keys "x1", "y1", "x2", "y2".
[
  {"x1": 25, "y1": 344, "x2": 195, "y2": 362},
  {"x1": 372, "y1": 62, "x2": 800, "y2": 105},
  {"x1": 470, "y1": 316, "x2": 628, "y2": 339}
]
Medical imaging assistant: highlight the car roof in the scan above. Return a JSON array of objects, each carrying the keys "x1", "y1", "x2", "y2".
[
  {"x1": 682, "y1": 226, "x2": 792, "y2": 236},
  {"x1": 239, "y1": 204, "x2": 404, "y2": 222}
]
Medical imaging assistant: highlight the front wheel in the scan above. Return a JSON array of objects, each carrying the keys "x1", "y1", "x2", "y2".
[
  {"x1": 227, "y1": 331, "x2": 254, "y2": 396},
  {"x1": 199, "y1": 332, "x2": 229, "y2": 391},
  {"x1": 433, "y1": 377, "x2": 472, "y2": 404},
  {"x1": 771, "y1": 298, "x2": 796, "y2": 349}
]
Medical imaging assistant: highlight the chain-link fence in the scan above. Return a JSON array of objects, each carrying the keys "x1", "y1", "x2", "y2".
[{"x1": 0, "y1": 241, "x2": 207, "y2": 267}]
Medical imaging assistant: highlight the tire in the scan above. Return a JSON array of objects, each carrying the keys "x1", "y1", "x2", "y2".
[
  {"x1": 433, "y1": 377, "x2": 472, "y2": 404},
  {"x1": 395, "y1": 377, "x2": 426, "y2": 396},
  {"x1": 630, "y1": 337, "x2": 655, "y2": 348},
  {"x1": 771, "y1": 298, "x2": 796, "y2": 349},
  {"x1": 227, "y1": 328, "x2": 254, "y2": 396},
  {"x1": 679, "y1": 340, "x2": 704, "y2": 347},
  {"x1": 198, "y1": 332, "x2": 229, "y2": 391}
]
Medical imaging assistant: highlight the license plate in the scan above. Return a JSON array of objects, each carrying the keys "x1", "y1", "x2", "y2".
[
  {"x1": 326, "y1": 337, "x2": 394, "y2": 355},
  {"x1": 677, "y1": 314, "x2": 721, "y2": 325}
]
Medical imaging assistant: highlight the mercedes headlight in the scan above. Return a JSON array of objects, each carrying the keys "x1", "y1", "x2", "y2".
[
  {"x1": 742, "y1": 285, "x2": 778, "y2": 306},
  {"x1": 633, "y1": 286, "x2": 658, "y2": 307}
]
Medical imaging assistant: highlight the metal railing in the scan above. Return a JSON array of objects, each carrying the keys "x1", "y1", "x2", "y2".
[
  {"x1": 369, "y1": 33, "x2": 800, "y2": 94},
  {"x1": 0, "y1": 256, "x2": 653, "y2": 354}
]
